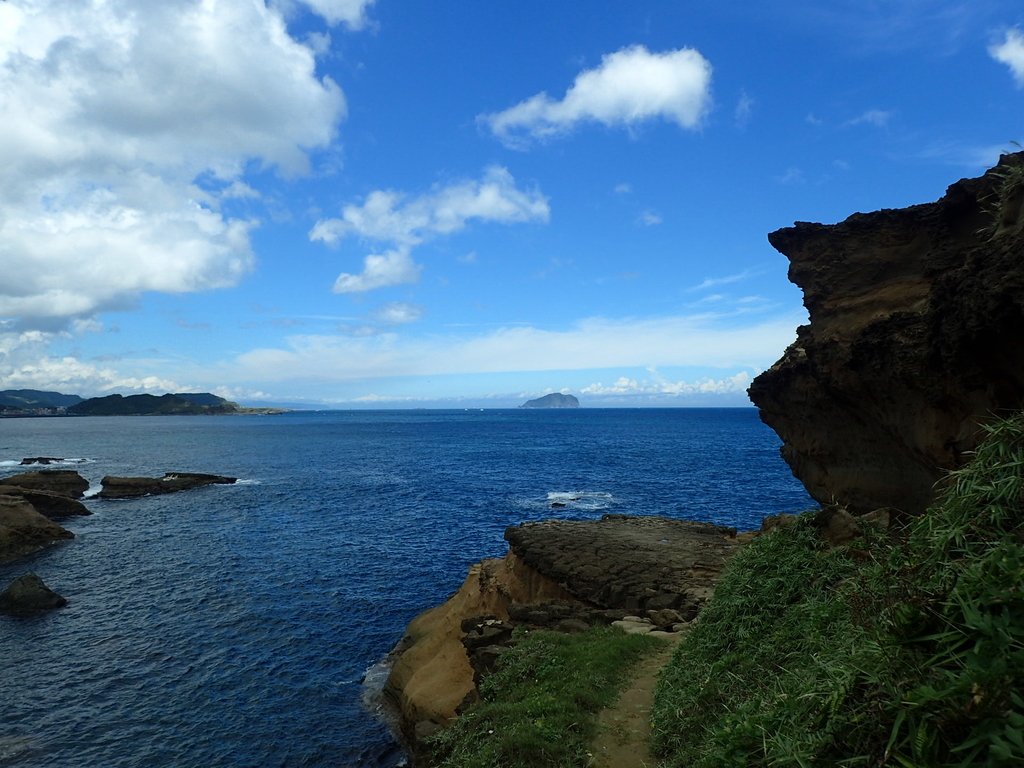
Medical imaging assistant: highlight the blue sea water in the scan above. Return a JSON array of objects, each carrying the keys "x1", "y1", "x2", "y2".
[{"x1": 0, "y1": 409, "x2": 813, "y2": 767}]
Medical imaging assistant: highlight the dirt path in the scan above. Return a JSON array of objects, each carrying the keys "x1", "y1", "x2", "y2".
[{"x1": 589, "y1": 635, "x2": 681, "y2": 768}]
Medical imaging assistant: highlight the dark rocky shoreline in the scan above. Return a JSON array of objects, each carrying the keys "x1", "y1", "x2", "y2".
[{"x1": 0, "y1": 467, "x2": 237, "y2": 614}]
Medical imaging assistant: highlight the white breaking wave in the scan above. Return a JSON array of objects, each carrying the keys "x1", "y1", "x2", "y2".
[
  {"x1": 546, "y1": 490, "x2": 615, "y2": 510},
  {"x1": 2, "y1": 457, "x2": 96, "y2": 467}
]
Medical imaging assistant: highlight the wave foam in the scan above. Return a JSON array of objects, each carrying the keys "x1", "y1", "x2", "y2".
[{"x1": 546, "y1": 490, "x2": 615, "y2": 510}]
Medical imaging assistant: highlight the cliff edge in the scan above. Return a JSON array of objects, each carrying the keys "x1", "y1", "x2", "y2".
[
  {"x1": 749, "y1": 153, "x2": 1024, "y2": 514},
  {"x1": 385, "y1": 516, "x2": 739, "y2": 751}
]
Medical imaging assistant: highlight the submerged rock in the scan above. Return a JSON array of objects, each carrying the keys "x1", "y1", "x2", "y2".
[
  {"x1": 0, "y1": 573, "x2": 67, "y2": 615},
  {"x1": 749, "y1": 153, "x2": 1024, "y2": 514},
  {"x1": 98, "y1": 472, "x2": 237, "y2": 499},
  {"x1": 0, "y1": 470, "x2": 89, "y2": 500}
]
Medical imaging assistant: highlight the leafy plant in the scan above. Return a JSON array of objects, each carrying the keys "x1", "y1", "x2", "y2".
[{"x1": 652, "y1": 411, "x2": 1024, "y2": 767}]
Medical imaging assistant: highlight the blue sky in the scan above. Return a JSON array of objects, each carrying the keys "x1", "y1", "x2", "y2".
[{"x1": 1, "y1": 0, "x2": 1022, "y2": 407}]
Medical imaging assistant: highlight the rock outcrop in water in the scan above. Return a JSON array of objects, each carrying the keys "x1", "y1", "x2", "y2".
[
  {"x1": 749, "y1": 153, "x2": 1024, "y2": 514},
  {"x1": 98, "y1": 472, "x2": 237, "y2": 498},
  {"x1": 0, "y1": 470, "x2": 89, "y2": 500},
  {"x1": 0, "y1": 573, "x2": 67, "y2": 615},
  {"x1": 385, "y1": 515, "x2": 740, "y2": 752},
  {"x1": 0, "y1": 494, "x2": 74, "y2": 563}
]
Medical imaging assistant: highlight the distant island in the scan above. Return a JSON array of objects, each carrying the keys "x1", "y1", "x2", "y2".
[
  {"x1": 520, "y1": 393, "x2": 579, "y2": 409},
  {"x1": 0, "y1": 389, "x2": 284, "y2": 417}
]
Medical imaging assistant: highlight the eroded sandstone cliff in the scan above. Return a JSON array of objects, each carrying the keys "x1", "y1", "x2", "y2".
[
  {"x1": 749, "y1": 153, "x2": 1024, "y2": 514},
  {"x1": 384, "y1": 515, "x2": 740, "y2": 752}
]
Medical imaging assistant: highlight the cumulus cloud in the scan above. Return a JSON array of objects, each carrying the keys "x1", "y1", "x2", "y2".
[
  {"x1": 297, "y1": 0, "x2": 375, "y2": 29},
  {"x1": 0, "y1": 327, "x2": 180, "y2": 395},
  {"x1": 312, "y1": 166, "x2": 549, "y2": 292},
  {"x1": 581, "y1": 371, "x2": 751, "y2": 397},
  {"x1": 990, "y1": 28, "x2": 1024, "y2": 86},
  {"x1": 480, "y1": 45, "x2": 713, "y2": 147},
  {"x1": 0, "y1": 0, "x2": 346, "y2": 328},
  {"x1": 639, "y1": 211, "x2": 662, "y2": 226}
]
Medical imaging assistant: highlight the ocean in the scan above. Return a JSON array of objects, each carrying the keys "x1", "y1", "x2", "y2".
[{"x1": 0, "y1": 409, "x2": 813, "y2": 767}]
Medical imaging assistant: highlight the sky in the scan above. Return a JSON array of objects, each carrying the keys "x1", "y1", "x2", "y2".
[{"x1": 0, "y1": 0, "x2": 1022, "y2": 408}]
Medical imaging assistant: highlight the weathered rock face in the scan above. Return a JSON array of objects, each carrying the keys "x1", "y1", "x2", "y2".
[
  {"x1": 0, "y1": 494, "x2": 74, "y2": 563},
  {"x1": 0, "y1": 470, "x2": 89, "y2": 499},
  {"x1": 0, "y1": 573, "x2": 67, "y2": 615},
  {"x1": 749, "y1": 154, "x2": 1024, "y2": 514},
  {"x1": 98, "y1": 472, "x2": 237, "y2": 499}
]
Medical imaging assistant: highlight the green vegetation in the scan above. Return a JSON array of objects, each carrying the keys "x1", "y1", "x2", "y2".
[
  {"x1": 67, "y1": 392, "x2": 240, "y2": 415},
  {"x1": 652, "y1": 412, "x2": 1024, "y2": 767},
  {"x1": 429, "y1": 626, "x2": 664, "y2": 767}
]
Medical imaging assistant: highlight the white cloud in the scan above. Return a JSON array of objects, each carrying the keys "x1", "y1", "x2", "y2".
[
  {"x1": 990, "y1": 28, "x2": 1024, "y2": 86},
  {"x1": 480, "y1": 45, "x2": 713, "y2": 147},
  {"x1": 298, "y1": 0, "x2": 375, "y2": 29},
  {"x1": 333, "y1": 247, "x2": 422, "y2": 293},
  {"x1": 0, "y1": 327, "x2": 181, "y2": 394},
  {"x1": 734, "y1": 91, "x2": 754, "y2": 128},
  {"x1": 581, "y1": 371, "x2": 752, "y2": 397},
  {"x1": 373, "y1": 302, "x2": 424, "y2": 325},
  {"x1": 639, "y1": 211, "x2": 663, "y2": 226},
  {"x1": 313, "y1": 166, "x2": 549, "y2": 292},
  {"x1": 225, "y1": 310, "x2": 803, "y2": 384},
  {"x1": 0, "y1": 0, "x2": 346, "y2": 328},
  {"x1": 847, "y1": 109, "x2": 892, "y2": 127},
  {"x1": 689, "y1": 269, "x2": 761, "y2": 292}
]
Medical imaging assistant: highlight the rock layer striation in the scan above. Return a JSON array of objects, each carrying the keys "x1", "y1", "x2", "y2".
[{"x1": 749, "y1": 154, "x2": 1024, "y2": 514}]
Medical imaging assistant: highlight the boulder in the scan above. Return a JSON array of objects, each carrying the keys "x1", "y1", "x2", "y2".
[
  {"x1": 0, "y1": 573, "x2": 67, "y2": 615},
  {"x1": 0, "y1": 494, "x2": 74, "y2": 563},
  {"x1": 0, "y1": 470, "x2": 89, "y2": 499},
  {"x1": 20, "y1": 457, "x2": 64, "y2": 465},
  {"x1": 98, "y1": 472, "x2": 237, "y2": 499},
  {"x1": 749, "y1": 153, "x2": 1024, "y2": 514}
]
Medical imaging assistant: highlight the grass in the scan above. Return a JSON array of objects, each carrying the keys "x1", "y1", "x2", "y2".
[
  {"x1": 652, "y1": 411, "x2": 1024, "y2": 767},
  {"x1": 428, "y1": 626, "x2": 665, "y2": 768}
]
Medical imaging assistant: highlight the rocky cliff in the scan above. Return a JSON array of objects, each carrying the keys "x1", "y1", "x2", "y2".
[
  {"x1": 385, "y1": 515, "x2": 740, "y2": 751},
  {"x1": 749, "y1": 153, "x2": 1024, "y2": 514}
]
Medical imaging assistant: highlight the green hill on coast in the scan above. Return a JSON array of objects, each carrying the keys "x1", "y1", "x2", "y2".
[{"x1": 67, "y1": 393, "x2": 240, "y2": 416}]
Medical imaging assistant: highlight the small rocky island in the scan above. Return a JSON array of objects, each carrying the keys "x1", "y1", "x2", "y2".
[{"x1": 519, "y1": 392, "x2": 579, "y2": 408}]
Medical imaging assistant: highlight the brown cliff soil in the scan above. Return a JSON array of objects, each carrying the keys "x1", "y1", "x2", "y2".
[
  {"x1": 386, "y1": 551, "x2": 579, "y2": 731},
  {"x1": 749, "y1": 152, "x2": 1024, "y2": 514}
]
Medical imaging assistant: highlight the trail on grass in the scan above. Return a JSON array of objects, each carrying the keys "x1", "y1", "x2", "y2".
[{"x1": 589, "y1": 636, "x2": 681, "y2": 768}]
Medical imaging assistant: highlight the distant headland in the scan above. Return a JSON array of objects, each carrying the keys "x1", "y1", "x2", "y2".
[
  {"x1": 0, "y1": 389, "x2": 284, "y2": 417},
  {"x1": 519, "y1": 392, "x2": 580, "y2": 409}
]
